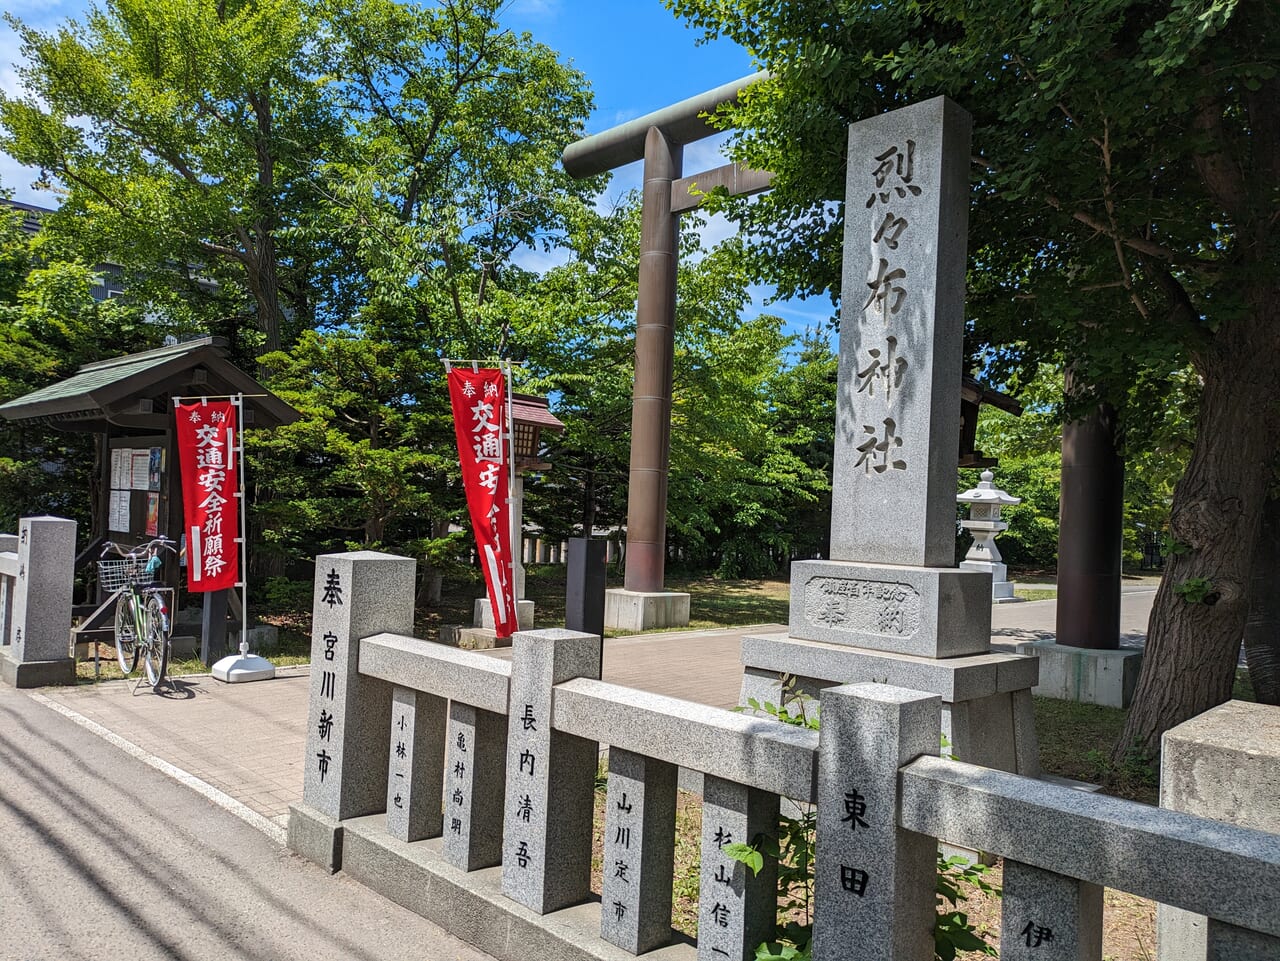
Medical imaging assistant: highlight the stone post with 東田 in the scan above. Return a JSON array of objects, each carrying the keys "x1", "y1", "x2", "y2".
[
  {"x1": 812, "y1": 683, "x2": 940, "y2": 961},
  {"x1": 292, "y1": 550, "x2": 415, "y2": 870},
  {"x1": 501, "y1": 628, "x2": 602, "y2": 915}
]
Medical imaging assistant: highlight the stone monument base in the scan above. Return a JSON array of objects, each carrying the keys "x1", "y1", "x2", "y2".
[
  {"x1": 740, "y1": 632, "x2": 1041, "y2": 778},
  {"x1": 0, "y1": 652, "x2": 76, "y2": 688},
  {"x1": 960, "y1": 551, "x2": 1023, "y2": 603},
  {"x1": 788, "y1": 559, "x2": 992, "y2": 658},
  {"x1": 338, "y1": 812, "x2": 696, "y2": 961},
  {"x1": 1157, "y1": 700, "x2": 1280, "y2": 961},
  {"x1": 603, "y1": 589, "x2": 690, "y2": 633},
  {"x1": 287, "y1": 801, "x2": 345, "y2": 874},
  {"x1": 473, "y1": 598, "x2": 535, "y2": 632},
  {"x1": 1015, "y1": 640, "x2": 1142, "y2": 709}
]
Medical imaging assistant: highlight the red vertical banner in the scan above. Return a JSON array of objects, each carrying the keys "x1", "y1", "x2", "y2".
[
  {"x1": 175, "y1": 400, "x2": 240, "y2": 592},
  {"x1": 447, "y1": 368, "x2": 517, "y2": 638}
]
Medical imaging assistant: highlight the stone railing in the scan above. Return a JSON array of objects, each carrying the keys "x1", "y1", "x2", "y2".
[
  {"x1": 288, "y1": 552, "x2": 1280, "y2": 961},
  {"x1": 0, "y1": 516, "x2": 76, "y2": 688}
]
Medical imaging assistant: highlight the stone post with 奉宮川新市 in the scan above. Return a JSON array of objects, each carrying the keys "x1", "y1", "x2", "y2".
[{"x1": 288, "y1": 551, "x2": 416, "y2": 872}]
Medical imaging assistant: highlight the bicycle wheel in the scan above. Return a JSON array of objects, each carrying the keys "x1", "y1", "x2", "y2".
[
  {"x1": 140, "y1": 594, "x2": 169, "y2": 689},
  {"x1": 113, "y1": 593, "x2": 140, "y2": 675}
]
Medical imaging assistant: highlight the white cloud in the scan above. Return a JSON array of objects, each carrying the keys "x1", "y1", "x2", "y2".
[{"x1": 0, "y1": 152, "x2": 57, "y2": 206}]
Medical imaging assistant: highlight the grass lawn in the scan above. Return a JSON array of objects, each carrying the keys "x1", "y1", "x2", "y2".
[{"x1": 1013, "y1": 586, "x2": 1057, "y2": 602}]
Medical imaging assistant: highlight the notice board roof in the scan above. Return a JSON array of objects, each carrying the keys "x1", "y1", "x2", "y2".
[{"x1": 0, "y1": 336, "x2": 300, "y2": 430}]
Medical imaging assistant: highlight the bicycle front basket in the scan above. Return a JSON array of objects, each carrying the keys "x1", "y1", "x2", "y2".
[{"x1": 97, "y1": 558, "x2": 142, "y2": 591}]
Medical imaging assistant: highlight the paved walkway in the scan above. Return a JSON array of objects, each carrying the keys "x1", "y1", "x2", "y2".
[
  {"x1": 0, "y1": 681, "x2": 496, "y2": 961},
  {"x1": 32, "y1": 588, "x2": 1159, "y2": 833}
]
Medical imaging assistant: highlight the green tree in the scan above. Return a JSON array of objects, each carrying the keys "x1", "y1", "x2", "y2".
[
  {"x1": 1, "y1": 0, "x2": 345, "y2": 355},
  {"x1": 307, "y1": 0, "x2": 597, "y2": 350},
  {"x1": 0, "y1": 200, "x2": 155, "y2": 530},
  {"x1": 251, "y1": 329, "x2": 465, "y2": 599},
  {"x1": 667, "y1": 0, "x2": 1279, "y2": 753},
  {"x1": 519, "y1": 201, "x2": 829, "y2": 577}
]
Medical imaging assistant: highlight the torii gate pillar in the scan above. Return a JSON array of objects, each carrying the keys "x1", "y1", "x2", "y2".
[
  {"x1": 626, "y1": 126, "x2": 681, "y2": 597},
  {"x1": 563, "y1": 74, "x2": 773, "y2": 631}
]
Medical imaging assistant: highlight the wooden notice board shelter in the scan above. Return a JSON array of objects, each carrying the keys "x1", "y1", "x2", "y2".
[{"x1": 0, "y1": 336, "x2": 299, "y2": 624}]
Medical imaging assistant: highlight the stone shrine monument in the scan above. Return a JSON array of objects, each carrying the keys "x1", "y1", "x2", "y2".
[
  {"x1": 741, "y1": 97, "x2": 1040, "y2": 776},
  {"x1": 958, "y1": 469, "x2": 1023, "y2": 602}
]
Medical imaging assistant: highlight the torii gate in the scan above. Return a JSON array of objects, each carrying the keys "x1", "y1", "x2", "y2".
[{"x1": 562, "y1": 73, "x2": 774, "y2": 632}]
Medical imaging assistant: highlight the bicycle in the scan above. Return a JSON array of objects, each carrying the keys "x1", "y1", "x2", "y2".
[{"x1": 98, "y1": 538, "x2": 177, "y2": 691}]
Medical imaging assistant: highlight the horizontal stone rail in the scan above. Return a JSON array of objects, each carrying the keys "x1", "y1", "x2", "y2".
[
  {"x1": 359, "y1": 631, "x2": 511, "y2": 714},
  {"x1": 900, "y1": 755, "x2": 1280, "y2": 939},
  {"x1": 0, "y1": 549, "x2": 17, "y2": 577},
  {"x1": 551, "y1": 677, "x2": 818, "y2": 802}
]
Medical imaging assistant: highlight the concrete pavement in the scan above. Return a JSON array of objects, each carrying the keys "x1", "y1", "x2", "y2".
[{"x1": 0, "y1": 681, "x2": 498, "y2": 961}]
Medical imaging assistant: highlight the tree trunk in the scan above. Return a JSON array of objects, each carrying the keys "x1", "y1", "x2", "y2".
[
  {"x1": 1115, "y1": 297, "x2": 1280, "y2": 760},
  {"x1": 1243, "y1": 493, "x2": 1280, "y2": 705}
]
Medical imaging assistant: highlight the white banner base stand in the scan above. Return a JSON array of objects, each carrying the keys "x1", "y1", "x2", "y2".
[{"x1": 212, "y1": 639, "x2": 276, "y2": 683}]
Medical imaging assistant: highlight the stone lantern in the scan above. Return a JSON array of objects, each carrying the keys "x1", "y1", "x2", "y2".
[{"x1": 958, "y1": 469, "x2": 1022, "y2": 603}]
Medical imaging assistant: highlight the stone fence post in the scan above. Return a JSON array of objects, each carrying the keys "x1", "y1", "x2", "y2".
[
  {"x1": 287, "y1": 550, "x2": 416, "y2": 872},
  {"x1": 1, "y1": 516, "x2": 76, "y2": 688},
  {"x1": 502, "y1": 628, "x2": 602, "y2": 914},
  {"x1": 813, "y1": 683, "x2": 940, "y2": 961}
]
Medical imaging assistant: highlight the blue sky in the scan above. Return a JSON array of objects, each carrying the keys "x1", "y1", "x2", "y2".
[{"x1": 0, "y1": 0, "x2": 832, "y2": 332}]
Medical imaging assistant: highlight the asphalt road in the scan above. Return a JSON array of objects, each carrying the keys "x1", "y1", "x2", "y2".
[{"x1": 0, "y1": 683, "x2": 493, "y2": 961}]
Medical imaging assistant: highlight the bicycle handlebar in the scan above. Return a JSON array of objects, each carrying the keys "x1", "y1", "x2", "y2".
[{"x1": 100, "y1": 537, "x2": 178, "y2": 560}]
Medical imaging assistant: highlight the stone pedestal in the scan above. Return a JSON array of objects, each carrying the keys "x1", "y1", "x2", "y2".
[
  {"x1": 740, "y1": 633, "x2": 1041, "y2": 778},
  {"x1": 603, "y1": 589, "x2": 689, "y2": 633},
  {"x1": 1157, "y1": 700, "x2": 1280, "y2": 961},
  {"x1": 960, "y1": 558, "x2": 1021, "y2": 602},
  {"x1": 1016, "y1": 639, "x2": 1142, "y2": 709},
  {"x1": 789, "y1": 559, "x2": 992, "y2": 658},
  {"x1": 473, "y1": 598, "x2": 534, "y2": 633}
]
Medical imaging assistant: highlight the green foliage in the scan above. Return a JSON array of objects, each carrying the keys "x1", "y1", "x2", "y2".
[
  {"x1": 1173, "y1": 577, "x2": 1218, "y2": 605},
  {"x1": 258, "y1": 576, "x2": 314, "y2": 615},
  {"x1": 667, "y1": 0, "x2": 1280, "y2": 747},
  {"x1": 521, "y1": 205, "x2": 830, "y2": 578},
  {"x1": 0, "y1": 196, "x2": 160, "y2": 530},
  {"x1": 934, "y1": 856, "x2": 999, "y2": 959}
]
